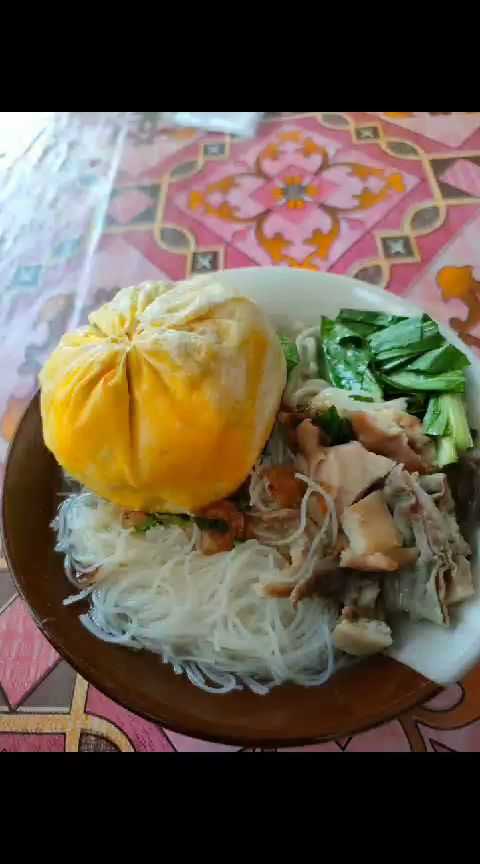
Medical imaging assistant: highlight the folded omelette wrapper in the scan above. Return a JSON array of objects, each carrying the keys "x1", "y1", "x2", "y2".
[{"x1": 39, "y1": 277, "x2": 286, "y2": 513}]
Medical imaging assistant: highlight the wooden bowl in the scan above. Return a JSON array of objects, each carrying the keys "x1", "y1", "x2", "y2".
[
  {"x1": 3, "y1": 268, "x2": 459, "y2": 747},
  {"x1": 1, "y1": 393, "x2": 437, "y2": 745}
]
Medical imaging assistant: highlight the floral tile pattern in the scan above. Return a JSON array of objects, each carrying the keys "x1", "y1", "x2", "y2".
[{"x1": 2, "y1": 111, "x2": 480, "y2": 751}]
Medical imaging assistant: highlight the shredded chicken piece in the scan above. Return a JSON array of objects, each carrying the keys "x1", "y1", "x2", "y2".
[
  {"x1": 278, "y1": 410, "x2": 310, "y2": 449},
  {"x1": 341, "y1": 490, "x2": 401, "y2": 556},
  {"x1": 383, "y1": 466, "x2": 457, "y2": 624},
  {"x1": 333, "y1": 617, "x2": 393, "y2": 657},
  {"x1": 351, "y1": 410, "x2": 432, "y2": 474},
  {"x1": 340, "y1": 547, "x2": 418, "y2": 572},
  {"x1": 263, "y1": 466, "x2": 306, "y2": 509},
  {"x1": 445, "y1": 555, "x2": 475, "y2": 606},
  {"x1": 296, "y1": 419, "x2": 327, "y2": 475},
  {"x1": 198, "y1": 500, "x2": 245, "y2": 555},
  {"x1": 314, "y1": 441, "x2": 395, "y2": 513}
]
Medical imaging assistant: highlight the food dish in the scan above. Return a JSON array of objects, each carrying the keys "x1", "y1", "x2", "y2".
[
  {"x1": 3, "y1": 268, "x2": 480, "y2": 745},
  {"x1": 41, "y1": 271, "x2": 477, "y2": 695}
]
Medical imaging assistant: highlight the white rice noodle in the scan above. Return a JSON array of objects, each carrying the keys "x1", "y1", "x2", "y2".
[
  {"x1": 292, "y1": 473, "x2": 337, "y2": 584},
  {"x1": 56, "y1": 492, "x2": 337, "y2": 694},
  {"x1": 295, "y1": 326, "x2": 320, "y2": 378},
  {"x1": 270, "y1": 472, "x2": 334, "y2": 548}
]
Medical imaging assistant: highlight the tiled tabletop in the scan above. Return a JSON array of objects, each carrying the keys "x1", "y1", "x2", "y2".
[{"x1": 2, "y1": 111, "x2": 480, "y2": 752}]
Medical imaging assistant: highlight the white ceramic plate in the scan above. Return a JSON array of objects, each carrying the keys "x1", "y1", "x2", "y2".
[{"x1": 219, "y1": 267, "x2": 480, "y2": 685}]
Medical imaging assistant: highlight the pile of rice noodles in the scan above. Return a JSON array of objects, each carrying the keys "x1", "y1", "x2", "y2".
[{"x1": 54, "y1": 492, "x2": 338, "y2": 695}]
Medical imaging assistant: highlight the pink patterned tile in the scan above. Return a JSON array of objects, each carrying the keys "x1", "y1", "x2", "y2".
[
  {"x1": 0, "y1": 571, "x2": 17, "y2": 614},
  {"x1": 282, "y1": 740, "x2": 343, "y2": 753},
  {"x1": 408, "y1": 208, "x2": 480, "y2": 335},
  {"x1": 440, "y1": 159, "x2": 480, "y2": 198},
  {"x1": 118, "y1": 131, "x2": 202, "y2": 183},
  {"x1": 371, "y1": 113, "x2": 480, "y2": 148},
  {"x1": 165, "y1": 730, "x2": 239, "y2": 752},
  {"x1": 417, "y1": 719, "x2": 480, "y2": 753},
  {"x1": 174, "y1": 127, "x2": 419, "y2": 270},
  {"x1": 120, "y1": 230, "x2": 188, "y2": 281},
  {"x1": 86, "y1": 687, "x2": 174, "y2": 752},
  {"x1": 0, "y1": 733, "x2": 65, "y2": 752},
  {"x1": 284, "y1": 722, "x2": 411, "y2": 752},
  {"x1": 108, "y1": 188, "x2": 154, "y2": 225},
  {"x1": 0, "y1": 682, "x2": 8, "y2": 710},
  {"x1": 422, "y1": 684, "x2": 464, "y2": 712},
  {"x1": 0, "y1": 599, "x2": 58, "y2": 708},
  {"x1": 344, "y1": 720, "x2": 411, "y2": 752},
  {"x1": 91, "y1": 233, "x2": 170, "y2": 289}
]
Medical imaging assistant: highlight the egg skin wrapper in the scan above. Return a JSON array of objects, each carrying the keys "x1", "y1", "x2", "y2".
[{"x1": 39, "y1": 278, "x2": 286, "y2": 513}]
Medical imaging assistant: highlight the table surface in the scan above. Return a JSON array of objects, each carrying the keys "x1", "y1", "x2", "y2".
[{"x1": 2, "y1": 111, "x2": 480, "y2": 752}]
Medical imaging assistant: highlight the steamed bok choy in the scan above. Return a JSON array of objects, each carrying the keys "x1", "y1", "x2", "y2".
[
  {"x1": 316, "y1": 308, "x2": 473, "y2": 467},
  {"x1": 423, "y1": 394, "x2": 473, "y2": 467}
]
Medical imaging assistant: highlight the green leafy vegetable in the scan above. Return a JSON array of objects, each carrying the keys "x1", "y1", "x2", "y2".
[
  {"x1": 376, "y1": 350, "x2": 432, "y2": 373},
  {"x1": 405, "y1": 343, "x2": 470, "y2": 374},
  {"x1": 333, "y1": 320, "x2": 378, "y2": 338},
  {"x1": 320, "y1": 318, "x2": 383, "y2": 400},
  {"x1": 313, "y1": 407, "x2": 354, "y2": 445},
  {"x1": 443, "y1": 396, "x2": 473, "y2": 452},
  {"x1": 279, "y1": 335, "x2": 299, "y2": 374},
  {"x1": 423, "y1": 397, "x2": 449, "y2": 436},
  {"x1": 368, "y1": 314, "x2": 441, "y2": 357},
  {"x1": 380, "y1": 369, "x2": 466, "y2": 394},
  {"x1": 318, "y1": 309, "x2": 473, "y2": 470},
  {"x1": 154, "y1": 513, "x2": 190, "y2": 528},
  {"x1": 424, "y1": 395, "x2": 473, "y2": 450},
  {"x1": 134, "y1": 515, "x2": 160, "y2": 533},
  {"x1": 338, "y1": 309, "x2": 407, "y2": 329},
  {"x1": 436, "y1": 436, "x2": 458, "y2": 468}
]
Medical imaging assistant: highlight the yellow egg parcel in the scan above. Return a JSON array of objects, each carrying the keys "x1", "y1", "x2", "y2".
[{"x1": 39, "y1": 278, "x2": 286, "y2": 513}]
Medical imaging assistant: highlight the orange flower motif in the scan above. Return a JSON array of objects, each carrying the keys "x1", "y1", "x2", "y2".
[
  {"x1": 279, "y1": 131, "x2": 302, "y2": 143},
  {"x1": 383, "y1": 112, "x2": 414, "y2": 119},
  {"x1": 189, "y1": 191, "x2": 204, "y2": 211}
]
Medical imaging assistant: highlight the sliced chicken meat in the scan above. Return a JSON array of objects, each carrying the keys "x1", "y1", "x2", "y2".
[
  {"x1": 351, "y1": 410, "x2": 432, "y2": 474},
  {"x1": 278, "y1": 410, "x2": 323, "y2": 450},
  {"x1": 263, "y1": 466, "x2": 306, "y2": 509},
  {"x1": 445, "y1": 555, "x2": 475, "y2": 606},
  {"x1": 314, "y1": 441, "x2": 395, "y2": 513},
  {"x1": 340, "y1": 547, "x2": 418, "y2": 573},
  {"x1": 296, "y1": 419, "x2": 327, "y2": 475},
  {"x1": 338, "y1": 489, "x2": 420, "y2": 572},
  {"x1": 333, "y1": 617, "x2": 393, "y2": 657},
  {"x1": 341, "y1": 490, "x2": 401, "y2": 556}
]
